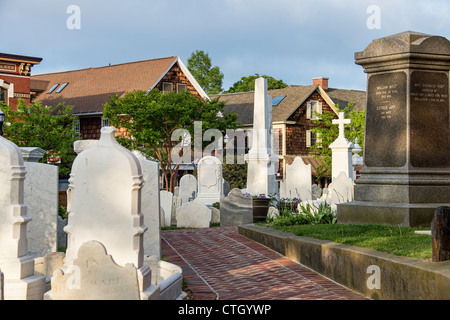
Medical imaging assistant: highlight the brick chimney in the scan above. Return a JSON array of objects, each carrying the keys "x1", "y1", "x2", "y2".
[{"x1": 313, "y1": 77, "x2": 329, "y2": 90}]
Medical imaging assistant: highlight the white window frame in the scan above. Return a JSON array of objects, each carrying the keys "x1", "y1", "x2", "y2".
[
  {"x1": 0, "y1": 79, "x2": 13, "y2": 105},
  {"x1": 73, "y1": 119, "x2": 80, "y2": 134},
  {"x1": 101, "y1": 117, "x2": 110, "y2": 128},
  {"x1": 162, "y1": 82, "x2": 174, "y2": 94},
  {"x1": 306, "y1": 100, "x2": 323, "y2": 120},
  {"x1": 176, "y1": 83, "x2": 187, "y2": 93},
  {"x1": 306, "y1": 130, "x2": 322, "y2": 148}
]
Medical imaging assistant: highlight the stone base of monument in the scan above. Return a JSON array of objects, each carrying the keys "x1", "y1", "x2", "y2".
[
  {"x1": 2, "y1": 256, "x2": 46, "y2": 300},
  {"x1": 337, "y1": 201, "x2": 440, "y2": 227},
  {"x1": 337, "y1": 170, "x2": 450, "y2": 227},
  {"x1": 144, "y1": 255, "x2": 186, "y2": 300},
  {"x1": 3, "y1": 275, "x2": 46, "y2": 300}
]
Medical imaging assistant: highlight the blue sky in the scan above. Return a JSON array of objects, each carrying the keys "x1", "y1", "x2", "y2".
[{"x1": 2, "y1": 0, "x2": 450, "y2": 92}]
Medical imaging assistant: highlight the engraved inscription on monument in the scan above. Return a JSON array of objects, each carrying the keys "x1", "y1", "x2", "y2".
[
  {"x1": 410, "y1": 71, "x2": 450, "y2": 168},
  {"x1": 365, "y1": 71, "x2": 407, "y2": 168}
]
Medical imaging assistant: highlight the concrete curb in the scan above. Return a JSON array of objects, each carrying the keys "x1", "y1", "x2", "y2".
[{"x1": 238, "y1": 224, "x2": 450, "y2": 300}]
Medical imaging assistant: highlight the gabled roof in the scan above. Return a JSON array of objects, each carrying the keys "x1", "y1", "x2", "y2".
[
  {"x1": 31, "y1": 56, "x2": 208, "y2": 115},
  {"x1": 213, "y1": 84, "x2": 366, "y2": 125}
]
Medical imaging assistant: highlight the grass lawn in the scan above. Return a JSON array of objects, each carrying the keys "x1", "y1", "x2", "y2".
[{"x1": 263, "y1": 223, "x2": 433, "y2": 260}]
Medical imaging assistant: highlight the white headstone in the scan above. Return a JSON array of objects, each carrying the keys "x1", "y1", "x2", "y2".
[
  {"x1": 176, "y1": 201, "x2": 211, "y2": 228},
  {"x1": 195, "y1": 156, "x2": 223, "y2": 206},
  {"x1": 172, "y1": 195, "x2": 182, "y2": 225},
  {"x1": 133, "y1": 152, "x2": 162, "y2": 259},
  {"x1": 329, "y1": 112, "x2": 354, "y2": 180},
  {"x1": 52, "y1": 127, "x2": 157, "y2": 300},
  {"x1": 327, "y1": 171, "x2": 354, "y2": 211},
  {"x1": 179, "y1": 174, "x2": 197, "y2": 204},
  {"x1": 50, "y1": 241, "x2": 141, "y2": 300},
  {"x1": 282, "y1": 157, "x2": 312, "y2": 201},
  {"x1": 24, "y1": 162, "x2": 59, "y2": 258},
  {"x1": 0, "y1": 136, "x2": 46, "y2": 300},
  {"x1": 160, "y1": 190, "x2": 173, "y2": 227},
  {"x1": 245, "y1": 77, "x2": 279, "y2": 197}
]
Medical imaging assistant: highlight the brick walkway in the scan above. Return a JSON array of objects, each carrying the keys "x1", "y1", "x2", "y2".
[{"x1": 161, "y1": 226, "x2": 367, "y2": 300}]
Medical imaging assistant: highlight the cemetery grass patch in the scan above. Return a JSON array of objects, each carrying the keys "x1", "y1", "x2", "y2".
[{"x1": 264, "y1": 223, "x2": 432, "y2": 260}]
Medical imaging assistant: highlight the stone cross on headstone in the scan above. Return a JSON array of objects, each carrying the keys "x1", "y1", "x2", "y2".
[{"x1": 332, "y1": 112, "x2": 351, "y2": 140}]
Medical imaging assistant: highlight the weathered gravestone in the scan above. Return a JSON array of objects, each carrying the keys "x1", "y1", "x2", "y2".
[
  {"x1": 160, "y1": 190, "x2": 173, "y2": 227},
  {"x1": 133, "y1": 151, "x2": 162, "y2": 259},
  {"x1": 327, "y1": 172, "x2": 354, "y2": 211},
  {"x1": 0, "y1": 136, "x2": 46, "y2": 300},
  {"x1": 46, "y1": 127, "x2": 158, "y2": 300},
  {"x1": 23, "y1": 161, "x2": 59, "y2": 258},
  {"x1": 51, "y1": 241, "x2": 141, "y2": 300},
  {"x1": 179, "y1": 174, "x2": 197, "y2": 204},
  {"x1": 176, "y1": 201, "x2": 211, "y2": 228},
  {"x1": 195, "y1": 156, "x2": 223, "y2": 207},
  {"x1": 281, "y1": 157, "x2": 312, "y2": 201},
  {"x1": 431, "y1": 206, "x2": 450, "y2": 262},
  {"x1": 338, "y1": 31, "x2": 450, "y2": 227},
  {"x1": 220, "y1": 188, "x2": 253, "y2": 226}
]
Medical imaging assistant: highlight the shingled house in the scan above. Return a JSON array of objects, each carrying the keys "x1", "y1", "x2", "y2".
[
  {"x1": 213, "y1": 77, "x2": 366, "y2": 183},
  {"x1": 31, "y1": 56, "x2": 208, "y2": 139}
]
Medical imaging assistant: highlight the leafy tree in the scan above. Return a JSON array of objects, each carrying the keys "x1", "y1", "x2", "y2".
[
  {"x1": 187, "y1": 50, "x2": 224, "y2": 95},
  {"x1": 310, "y1": 103, "x2": 365, "y2": 178},
  {"x1": 103, "y1": 89, "x2": 240, "y2": 192},
  {"x1": 1, "y1": 100, "x2": 80, "y2": 177},
  {"x1": 224, "y1": 73, "x2": 288, "y2": 93}
]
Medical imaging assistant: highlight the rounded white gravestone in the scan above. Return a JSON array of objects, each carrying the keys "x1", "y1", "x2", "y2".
[{"x1": 64, "y1": 126, "x2": 147, "y2": 268}]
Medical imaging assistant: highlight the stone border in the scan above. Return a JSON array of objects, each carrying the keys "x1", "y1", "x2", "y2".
[{"x1": 238, "y1": 224, "x2": 450, "y2": 300}]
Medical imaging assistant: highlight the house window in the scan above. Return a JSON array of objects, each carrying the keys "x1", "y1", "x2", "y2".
[
  {"x1": 101, "y1": 117, "x2": 110, "y2": 128},
  {"x1": 0, "y1": 87, "x2": 7, "y2": 104},
  {"x1": 306, "y1": 130, "x2": 322, "y2": 148},
  {"x1": 162, "y1": 82, "x2": 174, "y2": 94},
  {"x1": 176, "y1": 83, "x2": 187, "y2": 93},
  {"x1": 73, "y1": 119, "x2": 80, "y2": 134},
  {"x1": 306, "y1": 100, "x2": 322, "y2": 120}
]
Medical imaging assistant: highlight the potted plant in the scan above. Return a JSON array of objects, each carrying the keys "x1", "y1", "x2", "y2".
[{"x1": 252, "y1": 194, "x2": 272, "y2": 222}]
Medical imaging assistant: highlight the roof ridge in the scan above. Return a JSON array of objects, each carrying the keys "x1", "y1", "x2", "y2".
[{"x1": 32, "y1": 56, "x2": 177, "y2": 77}]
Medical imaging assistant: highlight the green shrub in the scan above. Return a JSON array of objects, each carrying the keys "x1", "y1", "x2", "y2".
[{"x1": 221, "y1": 157, "x2": 247, "y2": 190}]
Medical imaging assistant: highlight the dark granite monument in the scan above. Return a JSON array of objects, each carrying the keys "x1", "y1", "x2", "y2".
[{"x1": 337, "y1": 31, "x2": 450, "y2": 227}]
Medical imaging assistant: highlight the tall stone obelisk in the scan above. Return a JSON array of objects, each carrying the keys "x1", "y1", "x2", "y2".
[
  {"x1": 245, "y1": 77, "x2": 279, "y2": 197},
  {"x1": 337, "y1": 31, "x2": 450, "y2": 227}
]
